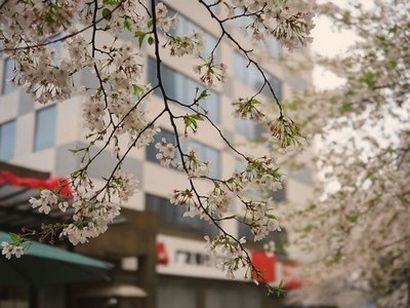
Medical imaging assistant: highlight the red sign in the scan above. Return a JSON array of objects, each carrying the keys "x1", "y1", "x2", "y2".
[
  {"x1": 251, "y1": 250, "x2": 276, "y2": 283},
  {"x1": 156, "y1": 242, "x2": 169, "y2": 265}
]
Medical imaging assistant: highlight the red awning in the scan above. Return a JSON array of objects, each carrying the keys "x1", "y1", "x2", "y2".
[
  {"x1": 0, "y1": 167, "x2": 72, "y2": 230},
  {"x1": 0, "y1": 171, "x2": 72, "y2": 196}
]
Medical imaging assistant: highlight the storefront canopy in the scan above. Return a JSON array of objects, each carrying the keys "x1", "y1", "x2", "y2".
[
  {"x1": 0, "y1": 231, "x2": 113, "y2": 287},
  {"x1": 0, "y1": 162, "x2": 72, "y2": 231}
]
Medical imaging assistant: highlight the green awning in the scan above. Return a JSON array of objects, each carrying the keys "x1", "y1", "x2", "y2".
[{"x1": 0, "y1": 231, "x2": 113, "y2": 287}]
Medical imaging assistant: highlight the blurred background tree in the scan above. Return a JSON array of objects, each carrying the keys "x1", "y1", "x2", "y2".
[{"x1": 283, "y1": 1, "x2": 410, "y2": 307}]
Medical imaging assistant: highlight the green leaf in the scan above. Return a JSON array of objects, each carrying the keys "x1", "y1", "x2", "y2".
[
  {"x1": 9, "y1": 232, "x2": 20, "y2": 243},
  {"x1": 44, "y1": 12, "x2": 56, "y2": 27},
  {"x1": 250, "y1": 98, "x2": 261, "y2": 106},
  {"x1": 339, "y1": 102, "x2": 353, "y2": 112},
  {"x1": 68, "y1": 147, "x2": 86, "y2": 154},
  {"x1": 102, "y1": 8, "x2": 112, "y2": 21},
  {"x1": 359, "y1": 71, "x2": 379, "y2": 90},
  {"x1": 345, "y1": 213, "x2": 358, "y2": 223},
  {"x1": 270, "y1": 167, "x2": 280, "y2": 178},
  {"x1": 184, "y1": 114, "x2": 203, "y2": 133},
  {"x1": 135, "y1": 31, "x2": 147, "y2": 47},
  {"x1": 123, "y1": 16, "x2": 132, "y2": 31},
  {"x1": 147, "y1": 19, "x2": 154, "y2": 28},
  {"x1": 132, "y1": 84, "x2": 143, "y2": 95},
  {"x1": 275, "y1": 280, "x2": 285, "y2": 297},
  {"x1": 197, "y1": 89, "x2": 209, "y2": 101},
  {"x1": 265, "y1": 213, "x2": 277, "y2": 220},
  {"x1": 302, "y1": 225, "x2": 315, "y2": 233},
  {"x1": 147, "y1": 36, "x2": 154, "y2": 45},
  {"x1": 345, "y1": 89, "x2": 356, "y2": 97},
  {"x1": 387, "y1": 60, "x2": 397, "y2": 70},
  {"x1": 103, "y1": 0, "x2": 119, "y2": 5}
]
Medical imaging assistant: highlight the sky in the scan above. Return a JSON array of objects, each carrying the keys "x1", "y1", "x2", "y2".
[
  {"x1": 309, "y1": 0, "x2": 376, "y2": 91},
  {"x1": 310, "y1": 13, "x2": 356, "y2": 91}
]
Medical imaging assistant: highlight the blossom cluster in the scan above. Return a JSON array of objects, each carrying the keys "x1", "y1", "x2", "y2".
[
  {"x1": 234, "y1": 97, "x2": 304, "y2": 148},
  {"x1": 205, "y1": 234, "x2": 250, "y2": 279},
  {"x1": 194, "y1": 59, "x2": 226, "y2": 87},
  {"x1": 166, "y1": 33, "x2": 204, "y2": 58},
  {"x1": 224, "y1": 0, "x2": 314, "y2": 49},
  {"x1": 155, "y1": 138, "x2": 178, "y2": 168},
  {"x1": 1, "y1": 241, "x2": 24, "y2": 259},
  {"x1": 26, "y1": 170, "x2": 137, "y2": 247}
]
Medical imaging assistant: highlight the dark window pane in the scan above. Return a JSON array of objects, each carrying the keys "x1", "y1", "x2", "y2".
[
  {"x1": 267, "y1": 73, "x2": 282, "y2": 100},
  {"x1": 233, "y1": 52, "x2": 282, "y2": 100},
  {"x1": 238, "y1": 218, "x2": 287, "y2": 255},
  {"x1": 146, "y1": 193, "x2": 218, "y2": 236},
  {"x1": 266, "y1": 38, "x2": 281, "y2": 58},
  {"x1": 34, "y1": 105, "x2": 57, "y2": 151},
  {"x1": 147, "y1": 57, "x2": 220, "y2": 123},
  {"x1": 271, "y1": 184, "x2": 286, "y2": 203},
  {"x1": 0, "y1": 120, "x2": 16, "y2": 160},
  {"x1": 2, "y1": 58, "x2": 16, "y2": 95},
  {"x1": 235, "y1": 118, "x2": 257, "y2": 139}
]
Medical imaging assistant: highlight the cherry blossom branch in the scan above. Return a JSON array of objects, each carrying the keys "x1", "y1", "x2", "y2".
[
  {"x1": 198, "y1": 0, "x2": 284, "y2": 117},
  {"x1": 150, "y1": 0, "x2": 277, "y2": 289},
  {"x1": 0, "y1": 0, "x2": 126, "y2": 52}
]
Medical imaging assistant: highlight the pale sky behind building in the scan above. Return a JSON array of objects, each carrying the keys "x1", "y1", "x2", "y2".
[{"x1": 310, "y1": 0, "x2": 375, "y2": 90}]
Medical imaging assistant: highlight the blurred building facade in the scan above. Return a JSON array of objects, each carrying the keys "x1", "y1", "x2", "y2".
[{"x1": 0, "y1": 1, "x2": 314, "y2": 307}]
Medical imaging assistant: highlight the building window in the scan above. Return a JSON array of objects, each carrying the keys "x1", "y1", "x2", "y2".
[
  {"x1": 0, "y1": 120, "x2": 16, "y2": 160},
  {"x1": 34, "y1": 105, "x2": 57, "y2": 151},
  {"x1": 182, "y1": 140, "x2": 221, "y2": 178},
  {"x1": 231, "y1": 6, "x2": 253, "y2": 31},
  {"x1": 145, "y1": 193, "x2": 218, "y2": 236},
  {"x1": 238, "y1": 221, "x2": 288, "y2": 256},
  {"x1": 2, "y1": 58, "x2": 16, "y2": 95},
  {"x1": 237, "y1": 221, "x2": 286, "y2": 251},
  {"x1": 265, "y1": 38, "x2": 281, "y2": 58},
  {"x1": 48, "y1": 33, "x2": 63, "y2": 63},
  {"x1": 234, "y1": 118, "x2": 261, "y2": 140},
  {"x1": 147, "y1": 58, "x2": 220, "y2": 123},
  {"x1": 233, "y1": 53, "x2": 282, "y2": 99},
  {"x1": 271, "y1": 184, "x2": 286, "y2": 203}
]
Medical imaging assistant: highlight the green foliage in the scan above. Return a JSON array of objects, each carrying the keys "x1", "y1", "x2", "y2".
[
  {"x1": 132, "y1": 84, "x2": 143, "y2": 95},
  {"x1": 103, "y1": 0, "x2": 120, "y2": 5},
  {"x1": 359, "y1": 71, "x2": 380, "y2": 90},
  {"x1": 270, "y1": 167, "x2": 281, "y2": 179},
  {"x1": 123, "y1": 16, "x2": 132, "y2": 31},
  {"x1": 183, "y1": 113, "x2": 203, "y2": 135},
  {"x1": 134, "y1": 31, "x2": 152, "y2": 47},
  {"x1": 8, "y1": 233, "x2": 23, "y2": 246},
  {"x1": 102, "y1": 8, "x2": 112, "y2": 21},
  {"x1": 44, "y1": 11, "x2": 56, "y2": 27},
  {"x1": 339, "y1": 102, "x2": 353, "y2": 113},
  {"x1": 345, "y1": 213, "x2": 358, "y2": 223},
  {"x1": 197, "y1": 89, "x2": 209, "y2": 101}
]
